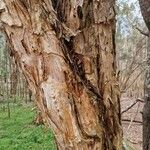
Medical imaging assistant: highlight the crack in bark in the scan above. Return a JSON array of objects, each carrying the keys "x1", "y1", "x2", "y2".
[
  {"x1": 62, "y1": 38, "x2": 103, "y2": 100},
  {"x1": 61, "y1": 37, "x2": 119, "y2": 149}
]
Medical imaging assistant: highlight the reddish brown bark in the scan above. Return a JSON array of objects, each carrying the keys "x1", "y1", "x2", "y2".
[{"x1": 0, "y1": 0, "x2": 122, "y2": 149}]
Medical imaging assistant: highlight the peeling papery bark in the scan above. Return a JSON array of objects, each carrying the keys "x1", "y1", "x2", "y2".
[{"x1": 0, "y1": 0, "x2": 122, "y2": 149}]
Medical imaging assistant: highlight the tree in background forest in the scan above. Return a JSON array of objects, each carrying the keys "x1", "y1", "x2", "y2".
[
  {"x1": 0, "y1": 32, "x2": 31, "y2": 104},
  {"x1": 116, "y1": 0, "x2": 147, "y2": 98},
  {"x1": 0, "y1": 0, "x2": 122, "y2": 149},
  {"x1": 139, "y1": 0, "x2": 150, "y2": 150}
]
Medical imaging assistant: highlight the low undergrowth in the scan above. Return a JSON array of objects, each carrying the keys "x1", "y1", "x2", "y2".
[{"x1": 0, "y1": 103, "x2": 56, "y2": 150}]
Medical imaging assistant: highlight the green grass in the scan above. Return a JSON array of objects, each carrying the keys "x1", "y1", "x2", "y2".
[{"x1": 0, "y1": 104, "x2": 56, "y2": 150}]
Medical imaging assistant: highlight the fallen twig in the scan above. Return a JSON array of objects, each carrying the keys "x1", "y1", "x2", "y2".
[{"x1": 122, "y1": 119, "x2": 142, "y2": 124}]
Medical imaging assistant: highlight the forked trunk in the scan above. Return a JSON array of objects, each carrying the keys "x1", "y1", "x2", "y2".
[{"x1": 0, "y1": 0, "x2": 122, "y2": 149}]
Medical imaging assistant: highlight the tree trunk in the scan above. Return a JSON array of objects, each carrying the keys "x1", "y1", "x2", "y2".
[
  {"x1": 10, "y1": 59, "x2": 18, "y2": 96},
  {"x1": 139, "y1": 0, "x2": 150, "y2": 31},
  {"x1": 0, "y1": 0, "x2": 122, "y2": 149},
  {"x1": 143, "y1": 36, "x2": 150, "y2": 150},
  {"x1": 139, "y1": 0, "x2": 150, "y2": 150}
]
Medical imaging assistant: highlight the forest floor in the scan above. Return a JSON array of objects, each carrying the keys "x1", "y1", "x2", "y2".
[
  {"x1": 0, "y1": 104, "x2": 55, "y2": 150},
  {"x1": 121, "y1": 97, "x2": 143, "y2": 150}
]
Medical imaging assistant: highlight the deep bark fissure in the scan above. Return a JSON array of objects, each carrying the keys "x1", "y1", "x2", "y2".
[
  {"x1": 60, "y1": 30, "x2": 120, "y2": 149},
  {"x1": 62, "y1": 39, "x2": 102, "y2": 141},
  {"x1": 62, "y1": 38, "x2": 102, "y2": 100}
]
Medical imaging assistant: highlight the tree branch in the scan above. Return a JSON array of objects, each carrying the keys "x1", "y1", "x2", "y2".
[
  {"x1": 122, "y1": 119, "x2": 142, "y2": 124},
  {"x1": 124, "y1": 68, "x2": 146, "y2": 92},
  {"x1": 134, "y1": 25, "x2": 149, "y2": 37},
  {"x1": 121, "y1": 98, "x2": 144, "y2": 114}
]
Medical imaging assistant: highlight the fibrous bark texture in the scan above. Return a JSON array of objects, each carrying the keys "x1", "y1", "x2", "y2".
[
  {"x1": 143, "y1": 36, "x2": 150, "y2": 150},
  {"x1": 139, "y1": 1, "x2": 150, "y2": 150},
  {"x1": 0, "y1": 0, "x2": 122, "y2": 149},
  {"x1": 139, "y1": 0, "x2": 150, "y2": 31}
]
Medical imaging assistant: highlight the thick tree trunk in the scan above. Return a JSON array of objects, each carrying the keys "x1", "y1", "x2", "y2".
[
  {"x1": 0, "y1": 0, "x2": 122, "y2": 149},
  {"x1": 139, "y1": 1, "x2": 150, "y2": 150},
  {"x1": 139, "y1": 0, "x2": 150, "y2": 31},
  {"x1": 143, "y1": 36, "x2": 150, "y2": 150}
]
